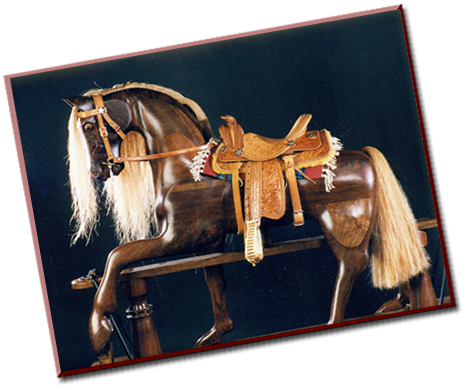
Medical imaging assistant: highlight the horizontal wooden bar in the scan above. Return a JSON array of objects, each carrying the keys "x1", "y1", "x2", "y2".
[
  {"x1": 71, "y1": 218, "x2": 438, "y2": 290},
  {"x1": 120, "y1": 235, "x2": 327, "y2": 281},
  {"x1": 71, "y1": 235, "x2": 327, "y2": 290}
]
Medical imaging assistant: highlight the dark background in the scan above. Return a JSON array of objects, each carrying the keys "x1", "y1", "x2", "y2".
[{"x1": 9, "y1": 9, "x2": 446, "y2": 373}]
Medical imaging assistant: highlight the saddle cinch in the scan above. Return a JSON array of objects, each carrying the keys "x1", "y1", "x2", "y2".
[{"x1": 212, "y1": 115, "x2": 338, "y2": 265}]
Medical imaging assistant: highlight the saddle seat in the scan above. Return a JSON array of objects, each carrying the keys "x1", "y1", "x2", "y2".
[{"x1": 212, "y1": 115, "x2": 338, "y2": 265}]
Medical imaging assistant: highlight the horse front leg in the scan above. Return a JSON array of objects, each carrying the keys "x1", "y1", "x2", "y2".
[
  {"x1": 89, "y1": 237, "x2": 166, "y2": 360},
  {"x1": 195, "y1": 264, "x2": 234, "y2": 347}
]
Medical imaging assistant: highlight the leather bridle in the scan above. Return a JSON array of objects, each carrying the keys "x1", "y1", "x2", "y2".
[{"x1": 76, "y1": 94, "x2": 216, "y2": 167}]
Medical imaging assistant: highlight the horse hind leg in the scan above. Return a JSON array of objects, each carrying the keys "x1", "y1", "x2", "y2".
[
  {"x1": 376, "y1": 231, "x2": 437, "y2": 313},
  {"x1": 376, "y1": 268, "x2": 437, "y2": 313},
  {"x1": 376, "y1": 282, "x2": 411, "y2": 313},
  {"x1": 316, "y1": 199, "x2": 375, "y2": 324},
  {"x1": 364, "y1": 146, "x2": 436, "y2": 310},
  {"x1": 328, "y1": 243, "x2": 370, "y2": 324}
]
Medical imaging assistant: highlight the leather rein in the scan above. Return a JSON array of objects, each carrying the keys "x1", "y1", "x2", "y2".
[{"x1": 76, "y1": 94, "x2": 215, "y2": 167}]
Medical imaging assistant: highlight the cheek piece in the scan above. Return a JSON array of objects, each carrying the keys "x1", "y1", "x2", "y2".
[{"x1": 76, "y1": 95, "x2": 127, "y2": 172}]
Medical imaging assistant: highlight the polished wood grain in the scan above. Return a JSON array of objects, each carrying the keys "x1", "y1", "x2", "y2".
[{"x1": 323, "y1": 199, "x2": 373, "y2": 247}]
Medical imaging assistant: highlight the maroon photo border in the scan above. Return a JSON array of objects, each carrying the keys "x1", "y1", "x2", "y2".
[{"x1": 3, "y1": 4, "x2": 461, "y2": 384}]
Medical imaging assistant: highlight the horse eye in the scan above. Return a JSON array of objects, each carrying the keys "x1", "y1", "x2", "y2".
[{"x1": 83, "y1": 123, "x2": 93, "y2": 131}]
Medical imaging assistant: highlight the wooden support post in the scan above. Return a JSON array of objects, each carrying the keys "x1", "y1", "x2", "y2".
[{"x1": 120, "y1": 278, "x2": 162, "y2": 358}]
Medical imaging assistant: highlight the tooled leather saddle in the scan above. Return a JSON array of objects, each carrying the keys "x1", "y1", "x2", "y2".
[{"x1": 211, "y1": 115, "x2": 338, "y2": 265}]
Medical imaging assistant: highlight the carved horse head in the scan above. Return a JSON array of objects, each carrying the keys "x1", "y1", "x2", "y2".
[
  {"x1": 64, "y1": 94, "x2": 132, "y2": 180},
  {"x1": 65, "y1": 82, "x2": 213, "y2": 244}
]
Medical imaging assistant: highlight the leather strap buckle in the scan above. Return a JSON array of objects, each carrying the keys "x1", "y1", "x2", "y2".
[{"x1": 99, "y1": 126, "x2": 108, "y2": 138}]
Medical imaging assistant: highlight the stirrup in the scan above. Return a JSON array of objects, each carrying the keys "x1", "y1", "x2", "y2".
[{"x1": 245, "y1": 220, "x2": 264, "y2": 266}]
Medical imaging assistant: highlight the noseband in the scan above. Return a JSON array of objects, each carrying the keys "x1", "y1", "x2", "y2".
[{"x1": 76, "y1": 94, "x2": 216, "y2": 167}]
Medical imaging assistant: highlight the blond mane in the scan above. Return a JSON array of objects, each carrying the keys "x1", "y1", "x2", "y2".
[{"x1": 67, "y1": 82, "x2": 210, "y2": 244}]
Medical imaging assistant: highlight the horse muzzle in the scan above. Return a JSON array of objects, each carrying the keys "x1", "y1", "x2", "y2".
[{"x1": 92, "y1": 161, "x2": 125, "y2": 181}]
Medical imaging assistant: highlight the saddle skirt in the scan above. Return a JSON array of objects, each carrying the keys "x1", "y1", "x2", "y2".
[{"x1": 195, "y1": 115, "x2": 341, "y2": 265}]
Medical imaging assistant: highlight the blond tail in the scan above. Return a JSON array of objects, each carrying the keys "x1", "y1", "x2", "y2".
[{"x1": 363, "y1": 147, "x2": 430, "y2": 289}]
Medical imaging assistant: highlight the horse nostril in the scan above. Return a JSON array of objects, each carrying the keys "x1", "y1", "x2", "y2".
[{"x1": 90, "y1": 167, "x2": 100, "y2": 177}]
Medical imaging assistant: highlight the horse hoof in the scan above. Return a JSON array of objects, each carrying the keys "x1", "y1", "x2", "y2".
[
  {"x1": 376, "y1": 296, "x2": 409, "y2": 314},
  {"x1": 195, "y1": 321, "x2": 234, "y2": 348},
  {"x1": 195, "y1": 327, "x2": 221, "y2": 348},
  {"x1": 89, "y1": 311, "x2": 114, "y2": 356}
]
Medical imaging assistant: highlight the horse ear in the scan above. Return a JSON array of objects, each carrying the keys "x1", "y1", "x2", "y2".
[
  {"x1": 62, "y1": 96, "x2": 94, "y2": 111},
  {"x1": 62, "y1": 98, "x2": 75, "y2": 108},
  {"x1": 105, "y1": 99, "x2": 132, "y2": 130}
]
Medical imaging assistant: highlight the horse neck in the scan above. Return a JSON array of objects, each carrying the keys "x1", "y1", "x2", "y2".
[
  {"x1": 132, "y1": 96, "x2": 207, "y2": 151},
  {"x1": 131, "y1": 95, "x2": 211, "y2": 187}
]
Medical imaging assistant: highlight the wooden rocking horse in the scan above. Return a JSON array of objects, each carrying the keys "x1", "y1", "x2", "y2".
[{"x1": 65, "y1": 82, "x2": 436, "y2": 363}]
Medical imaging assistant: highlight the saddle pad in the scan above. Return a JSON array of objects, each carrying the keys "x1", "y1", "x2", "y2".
[{"x1": 201, "y1": 153, "x2": 324, "y2": 181}]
